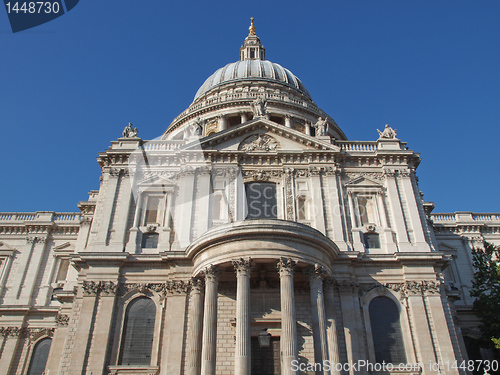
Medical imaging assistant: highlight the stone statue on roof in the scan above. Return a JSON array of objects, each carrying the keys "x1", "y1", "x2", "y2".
[
  {"x1": 314, "y1": 117, "x2": 328, "y2": 136},
  {"x1": 251, "y1": 96, "x2": 267, "y2": 117},
  {"x1": 122, "y1": 122, "x2": 138, "y2": 138},
  {"x1": 377, "y1": 124, "x2": 397, "y2": 139}
]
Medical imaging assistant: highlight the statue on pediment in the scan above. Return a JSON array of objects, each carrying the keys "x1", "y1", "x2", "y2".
[
  {"x1": 122, "y1": 122, "x2": 138, "y2": 138},
  {"x1": 377, "y1": 124, "x2": 397, "y2": 139},
  {"x1": 251, "y1": 96, "x2": 267, "y2": 117},
  {"x1": 314, "y1": 117, "x2": 328, "y2": 136}
]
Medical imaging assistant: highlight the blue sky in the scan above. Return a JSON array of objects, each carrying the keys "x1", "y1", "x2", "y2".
[{"x1": 1, "y1": 0, "x2": 499, "y2": 213}]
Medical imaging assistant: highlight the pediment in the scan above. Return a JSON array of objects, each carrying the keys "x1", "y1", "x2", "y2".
[
  {"x1": 184, "y1": 118, "x2": 341, "y2": 153},
  {"x1": 135, "y1": 172, "x2": 178, "y2": 187},
  {"x1": 54, "y1": 242, "x2": 75, "y2": 253},
  {"x1": 345, "y1": 176, "x2": 383, "y2": 188},
  {"x1": 0, "y1": 241, "x2": 17, "y2": 254}
]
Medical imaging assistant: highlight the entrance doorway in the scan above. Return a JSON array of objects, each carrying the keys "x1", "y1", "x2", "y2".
[{"x1": 251, "y1": 336, "x2": 280, "y2": 375}]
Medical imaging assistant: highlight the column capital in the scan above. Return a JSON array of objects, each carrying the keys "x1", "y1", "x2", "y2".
[
  {"x1": 277, "y1": 257, "x2": 296, "y2": 276},
  {"x1": 203, "y1": 264, "x2": 220, "y2": 282},
  {"x1": 232, "y1": 257, "x2": 253, "y2": 274},
  {"x1": 304, "y1": 264, "x2": 328, "y2": 281},
  {"x1": 190, "y1": 277, "x2": 205, "y2": 293}
]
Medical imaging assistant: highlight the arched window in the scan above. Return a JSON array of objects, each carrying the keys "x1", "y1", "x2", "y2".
[
  {"x1": 245, "y1": 182, "x2": 277, "y2": 219},
  {"x1": 369, "y1": 296, "x2": 407, "y2": 364},
  {"x1": 27, "y1": 337, "x2": 52, "y2": 375},
  {"x1": 119, "y1": 297, "x2": 156, "y2": 366}
]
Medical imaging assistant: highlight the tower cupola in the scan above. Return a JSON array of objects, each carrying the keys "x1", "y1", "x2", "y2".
[{"x1": 240, "y1": 17, "x2": 265, "y2": 61}]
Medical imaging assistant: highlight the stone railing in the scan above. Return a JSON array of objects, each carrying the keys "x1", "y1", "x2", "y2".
[
  {"x1": 0, "y1": 212, "x2": 81, "y2": 224},
  {"x1": 431, "y1": 212, "x2": 500, "y2": 224},
  {"x1": 337, "y1": 141, "x2": 378, "y2": 152},
  {"x1": 143, "y1": 140, "x2": 184, "y2": 152},
  {"x1": 54, "y1": 213, "x2": 81, "y2": 223},
  {"x1": 0, "y1": 213, "x2": 37, "y2": 221},
  {"x1": 167, "y1": 90, "x2": 319, "y2": 132}
]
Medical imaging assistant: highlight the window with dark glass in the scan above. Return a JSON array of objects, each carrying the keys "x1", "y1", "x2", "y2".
[
  {"x1": 141, "y1": 233, "x2": 159, "y2": 249},
  {"x1": 364, "y1": 233, "x2": 380, "y2": 249},
  {"x1": 245, "y1": 182, "x2": 277, "y2": 219},
  {"x1": 297, "y1": 196, "x2": 307, "y2": 220},
  {"x1": 369, "y1": 296, "x2": 407, "y2": 364},
  {"x1": 27, "y1": 337, "x2": 52, "y2": 375},
  {"x1": 119, "y1": 297, "x2": 156, "y2": 366}
]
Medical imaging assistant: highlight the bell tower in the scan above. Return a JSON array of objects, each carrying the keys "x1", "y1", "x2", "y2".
[{"x1": 240, "y1": 17, "x2": 266, "y2": 61}]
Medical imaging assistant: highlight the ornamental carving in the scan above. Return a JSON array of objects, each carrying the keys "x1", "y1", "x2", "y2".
[
  {"x1": 82, "y1": 281, "x2": 117, "y2": 296},
  {"x1": 343, "y1": 172, "x2": 384, "y2": 181},
  {"x1": 284, "y1": 168, "x2": 294, "y2": 220},
  {"x1": 142, "y1": 170, "x2": 178, "y2": 181},
  {"x1": 109, "y1": 167, "x2": 122, "y2": 177},
  {"x1": 120, "y1": 280, "x2": 191, "y2": 296},
  {"x1": 277, "y1": 257, "x2": 296, "y2": 275},
  {"x1": 203, "y1": 265, "x2": 220, "y2": 282},
  {"x1": 382, "y1": 169, "x2": 410, "y2": 179},
  {"x1": 356, "y1": 280, "x2": 442, "y2": 299},
  {"x1": 56, "y1": 314, "x2": 70, "y2": 326},
  {"x1": 232, "y1": 258, "x2": 253, "y2": 274},
  {"x1": 242, "y1": 169, "x2": 282, "y2": 181},
  {"x1": 304, "y1": 264, "x2": 328, "y2": 280},
  {"x1": 239, "y1": 134, "x2": 280, "y2": 152},
  {"x1": 0, "y1": 326, "x2": 24, "y2": 337},
  {"x1": 190, "y1": 278, "x2": 204, "y2": 293},
  {"x1": 26, "y1": 328, "x2": 54, "y2": 343}
]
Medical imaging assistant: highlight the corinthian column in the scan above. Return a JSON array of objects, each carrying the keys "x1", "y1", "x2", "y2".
[
  {"x1": 232, "y1": 258, "x2": 253, "y2": 375},
  {"x1": 187, "y1": 278, "x2": 204, "y2": 375},
  {"x1": 305, "y1": 264, "x2": 330, "y2": 375},
  {"x1": 201, "y1": 265, "x2": 219, "y2": 375},
  {"x1": 324, "y1": 279, "x2": 341, "y2": 375},
  {"x1": 277, "y1": 257, "x2": 298, "y2": 375}
]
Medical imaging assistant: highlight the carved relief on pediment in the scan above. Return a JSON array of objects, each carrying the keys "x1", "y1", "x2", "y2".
[{"x1": 238, "y1": 134, "x2": 280, "y2": 153}]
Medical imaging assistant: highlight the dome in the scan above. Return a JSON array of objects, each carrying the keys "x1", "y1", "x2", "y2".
[{"x1": 194, "y1": 60, "x2": 312, "y2": 102}]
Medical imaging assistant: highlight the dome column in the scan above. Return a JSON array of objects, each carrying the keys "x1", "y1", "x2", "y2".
[
  {"x1": 201, "y1": 265, "x2": 219, "y2": 375},
  {"x1": 277, "y1": 257, "x2": 298, "y2": 374},
  {"x1": 219, "y1": 115, "x2": 227, "y2": 131},
  {"x1": 233, "y1": 258, "x2": 253, "y2": 375}
]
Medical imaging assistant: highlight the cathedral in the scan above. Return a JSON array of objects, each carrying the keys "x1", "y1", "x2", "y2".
[{"x1": 0, "y1": 19, "x2": 499, "y2": 375}]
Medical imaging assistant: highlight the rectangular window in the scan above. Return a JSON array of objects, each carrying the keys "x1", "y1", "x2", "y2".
[
  {"x1": 245, "y1": 182, "x2": 277, "y2": 219},
  {"x1": 297, "y1": 196, "x2": 307, "y2": 220}
]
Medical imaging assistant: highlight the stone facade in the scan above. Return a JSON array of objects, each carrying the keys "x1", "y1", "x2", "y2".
[{"x1": 1, "y1": 21, "x2": 499, "y2": 375}]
